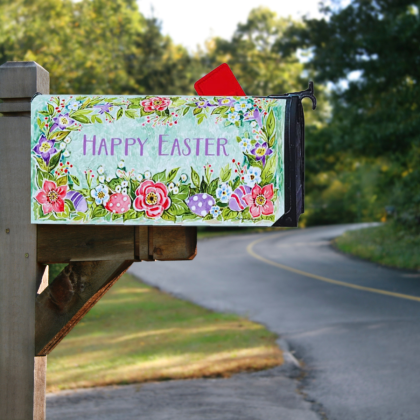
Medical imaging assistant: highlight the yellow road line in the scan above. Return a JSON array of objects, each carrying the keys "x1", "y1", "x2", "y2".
[{"x1": 247, "y1": 233, "x2": 420, "y2": 303}]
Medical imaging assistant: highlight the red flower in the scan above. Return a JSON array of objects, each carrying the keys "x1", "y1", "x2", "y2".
[
  {"x1": 133, "y1": 180, "x2": 171, "y2": 218},
  {"x1": 243, "y1": 183, "x2": 274, "y2": 218},
  {"x1": 141, "y1": 97, "x2": 171, "y2": 113},
  {"x1": 35, "y1": 180, "x2": 67, "y2": 214}
]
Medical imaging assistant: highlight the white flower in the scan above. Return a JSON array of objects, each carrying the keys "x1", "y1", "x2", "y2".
[
  {"x1": 240, "y1": 138, "x2": 251, "y2": 153},
  {"x1": 122, "y1": 187, "x2": 128, "y2": 194},
  {"x1": 173, "y1": 187, "x2": 179, "y2": 194},
  {"x1": 115, "y1": 185, "x2": 122, "y2": 193},
  {"x1": 144, "y1": 171, "x2": 151, "y2": 179},
  {"x1": 63, "y1": 150, "x2": 70, "y2": 157},
  {"x1": 180, "y1": 173, "x2": 188, "y2": 182},
  {"x1": 97, "y1": 166, "x2": 105, "y2": 174},
  {"x1": 59, "y1": 142, "x2": 66, "y2": 150},
  {"x1": 244, "y1": 166, "x2": 262, "y2": 187},
  {"x1": 106, "y1": 176, "x2": 113, "y2": 182},
  {"x1": 121, "y1": 181, "x2": 128, "y2": 187},
  {"x1": 251, "y1": 121, "x2": 257, "y2": 127},
  {"x1": 90, "y1": 184, "x2": 109, "y2": 205},
  {"x1": 118, "y1": 160, "x2": 125, "y2": 169},
  {"x1": 137, "y1": 174, "x2": 143, "y2": 182},
  {"x1": 168, "y1": 182, "x2": 175, "y2": 191},
  {"x1": 67, "y1": 100, "x2": 80, "y2": 111},
  {"x1": 216, "y1": 183, "x2": 233, "y2": 203},
  {"x1": 99, "y1": 175, "x2": 105, "y2": 183},
  {"x1": 64, "y1": 137, "x2": 72, "y2": 144}
]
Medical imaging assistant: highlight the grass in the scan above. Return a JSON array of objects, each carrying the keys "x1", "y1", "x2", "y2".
[
  {"x1": 335, "y1": 222, "x2": 420, "y2": 271},
  {"x1": 47, "y1": 273, "x2": 283, "y2": 392}
]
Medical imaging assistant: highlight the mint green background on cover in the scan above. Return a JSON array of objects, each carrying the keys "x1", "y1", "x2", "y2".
[{"x1": 31, "y1": 95, "x2": 285, "y2": 226}]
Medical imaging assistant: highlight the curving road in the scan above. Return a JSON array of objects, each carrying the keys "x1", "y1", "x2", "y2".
[{"x1": 127, "y1": 224, "x2": 420, "y2": 420}]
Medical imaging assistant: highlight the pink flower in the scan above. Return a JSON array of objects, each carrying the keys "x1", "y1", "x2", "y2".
[
  {"x1": 141, "y1": 97, "x2": 171, "y2": 113},
  {"x1": 243, "y1": 183, "x2": 274, "y2": 218},
  {"x1": 133, "y1": 180, "x2": 171, "y2": 218},
  {"x1": 35, "y1": 180, "x2": 67, "y2": 214}
]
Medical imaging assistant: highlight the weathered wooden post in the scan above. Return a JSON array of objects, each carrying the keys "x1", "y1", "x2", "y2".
[{"x1": 0, "y1": 61, "x2": 49, "y2": 420}]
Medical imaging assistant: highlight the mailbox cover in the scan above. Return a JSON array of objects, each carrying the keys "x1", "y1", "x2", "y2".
[{"x1": 31, "y1": 92, "x2": 311, "y2": 226}]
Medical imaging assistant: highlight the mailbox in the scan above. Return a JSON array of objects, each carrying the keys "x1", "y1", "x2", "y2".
[{"x1": 31, "y1": 84, "x2": 315, "y2": 227}]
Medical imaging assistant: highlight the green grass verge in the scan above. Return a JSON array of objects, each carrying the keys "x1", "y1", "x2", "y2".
[
  {"x1": 335, "y1": 223, "x2": 420, "y2": 270},
  {"x1": 47, "y1": 273, "x2": 283, "y2": 392}
]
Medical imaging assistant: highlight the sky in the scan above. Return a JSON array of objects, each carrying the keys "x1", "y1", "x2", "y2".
[{"x1": 137, "y1": 0, "x2": 323, "y2": 50}]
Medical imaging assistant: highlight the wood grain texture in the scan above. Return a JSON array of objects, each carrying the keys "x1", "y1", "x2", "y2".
[
  {"x1": 0, "y1": 61, "x2": 49, "y2": 420},
  {"x1": 152, "y1": 226, "x2": 197, "y2": 261},
  {"x1": 37, "y1": 225, "x2": 135, "y2": 263},
  {"x1": 35, "y1": 260, "x2": 132, "y2": 356},
  {"x1": 33, "y1": 357, "x2": 47, "y2": 420}
]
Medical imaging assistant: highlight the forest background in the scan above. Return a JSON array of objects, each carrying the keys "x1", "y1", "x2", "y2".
[{"x1": 1, "y1": 0, "x2": 419, "y2": 230}]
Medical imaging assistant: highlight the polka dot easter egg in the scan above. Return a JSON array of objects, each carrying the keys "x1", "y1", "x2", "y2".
[
  {"x1": 187, "y1": 193, "x2": 215, "y2": 217},
  {"x1": 105, "y1": 193, "x2": 131, "y2": 214}
]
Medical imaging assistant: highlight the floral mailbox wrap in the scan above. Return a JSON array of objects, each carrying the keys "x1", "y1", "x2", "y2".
[{"x1": 31, "y1": 95, "x2": 286, "y2": 226}]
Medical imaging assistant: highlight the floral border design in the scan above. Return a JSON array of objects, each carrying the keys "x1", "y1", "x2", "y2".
[{"x1": 31, "y1": 95, "x2": 283, "y2": 224}]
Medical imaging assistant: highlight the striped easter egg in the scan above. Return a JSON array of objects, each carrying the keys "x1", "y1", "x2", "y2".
[
  {"x1": 228, "y1": 185, "x2": 251, "y2": 211},
  {"x1": 66, "y1": 190, "x2": 88, "y2": 212}
]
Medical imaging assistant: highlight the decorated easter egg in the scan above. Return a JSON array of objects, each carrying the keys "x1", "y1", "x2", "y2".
[
  {"x1": 105, "y1": 193, "x2": 131, "y2": 214},
  {"x1": 66, "y1": 190, "x2": 88, "y2": 212},
  {"x1": 228, "y1": 185, "x2": 251, "y2": 211},
  {"x1": 187, "y1": 193, "x2": 215, "y2": 217}
]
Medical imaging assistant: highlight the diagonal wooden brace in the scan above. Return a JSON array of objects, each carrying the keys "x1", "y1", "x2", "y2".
[{"x1": 35, "y1": 260, "x2": 132, "y2": 356}]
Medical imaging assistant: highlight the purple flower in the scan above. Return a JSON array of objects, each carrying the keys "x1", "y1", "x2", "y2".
[
  {"x1": 94, "y1": 103, "x2": 113, "y2": 114},
  {"x1": 33, "y1": 135, "x2": 58, "y2": 165},
  {"x1": 195, "y1": 100, "x2": 211, "y2": 109},
  {"x1": 218, "y1": 98, "x2": 235, "y2": 107},
  {"x1": 53, "y1": 113, "x2": 75, "y2": 130},
  {"x1": 250, "y1": 142, "x2": 273, "y2": 166},
  {"x1": 253, "y1": 108, "x2": 263, "y2": 128}
]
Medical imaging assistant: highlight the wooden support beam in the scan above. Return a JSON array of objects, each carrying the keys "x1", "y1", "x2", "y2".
[
  {"x1": 35, "y1": 260, "x2": 132, "y2": 356},
  {"x1": 0, "y1": 61, "x2": 49, "y2": 420},
  {"x1": 37, "y1": 225, "x2": 197, "y2": 263}
]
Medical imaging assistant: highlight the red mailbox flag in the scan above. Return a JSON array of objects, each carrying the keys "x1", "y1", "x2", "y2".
[{"x1": 194, "y1": 63, "x2": 246, "y2": 96}]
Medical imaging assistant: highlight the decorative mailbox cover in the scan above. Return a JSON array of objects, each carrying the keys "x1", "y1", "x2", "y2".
[{"x1": 31, "y1": 95, "x2": 289, "y2": 226}]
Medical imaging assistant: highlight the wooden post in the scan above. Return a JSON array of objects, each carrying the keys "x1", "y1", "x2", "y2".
[{"x1": 0, "y1": 62, "x2": 49, "y2": 420}]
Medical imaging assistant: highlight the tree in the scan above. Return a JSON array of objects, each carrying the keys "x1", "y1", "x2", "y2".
[{"x1": 280, "y1": 0, "x2": 420, "y2": 225}]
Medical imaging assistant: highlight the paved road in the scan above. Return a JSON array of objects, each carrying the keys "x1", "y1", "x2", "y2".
[
  {"x1": 47, "y1": 224, "x2": 420, "y2": 419},
  {"x1": 129, "y1": 224, "x2": 420, "y2": 420}
]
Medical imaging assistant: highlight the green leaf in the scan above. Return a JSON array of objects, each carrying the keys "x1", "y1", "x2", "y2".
[
  {"x1": 222, "y1": 207, "x2": 238, "y2": 220},
  {"x1": 92, "y1": 205, "x2": 107, "y2": 219},
  {"x1": 72, "y1": 114, "x2": 90, "y2": 124},
  {"x1": 167, "y1": 167, "x2": 180, "y2": 183},
  {"x1": 173, "y1": 185, "x2": 189, "y2": 201},
  {"x1": 47, "y1": 103, "x2": 55, "y2": 115},
  {"x1": 262, "y1": 214, "x2": 276, "y2": 222},
  {"x1": 140, "y1": 108, "x2": 154, "y2": 117},
  {"x1": 161, "y1": 211, "x2": 176, "y2": 222},
  {"x1": 193, "y1": 107, "x2": 202, "y2": 115},
  {"x1": 34, "y1": 156, "x2": 49, "y2": 172},
  {"x1": 92, "y1": 115, "x2": 103, "y2": 123},
  {"x1": 123, "y1": 209, "x2": 138, "y2": 221},
  {"x1": 125, "y1": 110, "x2": 137, "y2": 119},
  {"x1": 200, "y1": 178, "x2": 208, "y2": 193},
  {"x1": 112, "y1": 212, "x2": 123, "y2": 220},
  {"x1": 71, "y1": 109, "x2": 92, "y2": 116},
  {"x1": 37, "y1": 117, "x2": 45, "y2": 131},
  {"x1": 38, "y1": 110, "x2": 50, "y2": 116},
  {"x1": 208, "y1": 178, "x2": 219, "y2": 196},
  {"x1": 70, "y1": 175, "x2": 80, "y2": 186},
  {"x1": 171, "y1": 98, "x2": 187, "y2": 107},
  {"x1": 261, "y1": 154, "x2": 277, "y2": 186},
  {"x1": 268, "y1": 134, "x2": 276, "y2": 148},
  {"x1": 168, "y1": 200, "x2": 190, "y2": 216},
  {"x1": 197, "y1": 115, "x2": 205, "y2": 125},
  {"x1": 65, "y1": 199, "x2": 76, "y2": 212},
  {"x1": 245, "y1": 153, "x2": 263, "y2": 170},
  {"x1": 56, "y1": 175, "x2": 67, "y2": 187},
  {"x1": 182, "y1": 107, "x2": 190, "y2": 116},
  {"x1": 212, "y1": 106, "x2": 229, "y2": 115},
  {"x1": 152, "y1": 170, "x2": 166, "y2": 183},
  {"x1": 203, "y1": 213, "x2": 213, "y2": 221},
  {"x1": 242, "y1": 207, "x2": 253, "y2": 220},
  {"x1": 49, "y1": 130, "x2": 70, "y2": 141},
  {"x1": 232, "y1": 176, "x2": 241, "y2": 191},
  {"x1": 48, "y1": 151, "x2": 62, "y2": 171},
  {"x1": 266, "y1": 110, "x2": 275, "y2": 138},
  {"x1": 117, "y1": 108, "x2": 123, "y2": 120},
  {"x1": 220, "y1": 164, "x2": 231, "y2": 183},
  {"x1": 191, "y1": 167, "x2": 200, "y2": 188},
  {"x1": 182, "y1": 213, "x2": 200, "y2": 221},
  {"x1": 236, "y1": 136, "x2": 242, "y2": 143}
]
